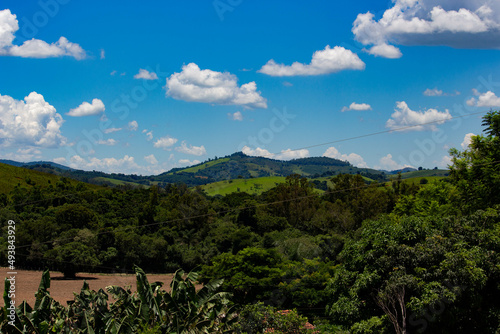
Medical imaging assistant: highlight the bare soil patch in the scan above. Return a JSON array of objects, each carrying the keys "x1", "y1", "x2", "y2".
[{"x1": 0, "y1": 268, "x2": 175, "y2": 307}]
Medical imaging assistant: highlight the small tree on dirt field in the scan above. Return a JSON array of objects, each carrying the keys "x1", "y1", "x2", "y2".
[{"x1": 44, "y1": 229, "x2": 101, "y2": 278}]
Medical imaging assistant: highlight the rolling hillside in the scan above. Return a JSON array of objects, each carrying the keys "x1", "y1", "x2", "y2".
[
  {"x1": 0, "y1": 152, "x2": 449, "y2": 192},
  {"x1": 0, "y1": 162, "x2": 98, "y2": 195},
  {"x1": 150, "y1": 152, "x2": 388, "y2": 186}
]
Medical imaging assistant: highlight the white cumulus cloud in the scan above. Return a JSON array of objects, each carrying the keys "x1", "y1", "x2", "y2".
[
  {"x1": 386, "y1": 101, "x2": 451, "y2": 131},
  {"x1": 0, "y1": 9, "x2": 86, "y2": 59},
  {"x1": 353, "y1": 0, "x2": 500, "y2": 58},
  {"x1": 275, "y1": 148, "x2": 310, "y2": 160},
  {"x1": 258, "y1": 45, "x2": 365, "y2": 76},
  {"x1": 68, "y1": 155, "x2": 140, "y2": 174},
  {"x1": 241, "y1": 146, "x2": 309, "y2": 160},
  {"x1": 134, "y1": 69, "x2": 158, "y2": 80},
  {"x1": 365, "y1": 43, "x2": 403, "y2": 58},
  {"x1": 424, "y1": 87, "x2": 460, "y2": 96},
  {"x1": 461, "y1": 132, "x2": 476, "y2": 149},
  {"x1": 67, "y1": 99, "x2": 105, "y2": 117},
  {"x1": 375, "y1": 153, "x2": 412, "y2": 171},
  {"x1": 0, "y1": 92, "x2": 66, "y2": 147},
  {"x1": 104, "y1": 127, "x2": 122, "y2": 134},
  {"x1": 166, "y1": 63, "x2": 267, "y2": 109},
  {"x1": 53, "y1": 157, "x2": 67, "y2": 165},
  {"x1": 228, "y1": 111, "x2": 243, "y2": 121},
  {"x1": 424, "y1": 88, "x2": 443, "y2": 96},
  {"x1": 154, "y1": 136, "x2": 178, "y2": 150},
  {"x1": 179, "y1": 159, "x2": 201, "y2": 166},
  {"x1": 0, "y1": 147, "x2": 42, "y2": 161},
  {"x1": 323, "y1": 147, "x2": 368, "y2": 168},
  {"x1": 175, "y1": 141, "x2": 207, "y2": 156},
  {"x1": 128, "y1": 120, "x2": 138, "y2": 131},
  {"x1": 144, "y1": 154, "x2": 158, "y2": 165},
  {"x1": 241, "y1": 146, "x2": 274, "y2": 158},
  {"x1": 437, "y1": 155, "x2": 453, "y2": 168},
  {"x1": 97, "y1": 139, "x2": 118, "y2": 146},
  {"x1": 467, "y1": 90, "x2": 500, "y2": 107},
  {"x1": 341, "y1": 102, "x2": 372, "y2": 112}
]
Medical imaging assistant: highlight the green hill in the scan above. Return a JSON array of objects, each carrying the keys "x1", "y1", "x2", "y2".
[
  {"x1": 201, "y1": 176, "x2": 287, "y2": 196},
  {"x1": 0, "y1": 162, "x2": 97, "y2": 194},
  {"x1": 151, "y1": 152, "x2": 387, "y2": 186},
  {"x1": 388, "y1": 169, "x2": 449, "y2": 180}
]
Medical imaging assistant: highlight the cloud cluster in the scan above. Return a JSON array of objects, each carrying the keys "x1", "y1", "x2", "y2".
[
  {"x1": 67, "y1": 99, "x2": 105, "y2": 117},
  {"x1": 461, "y1": 132, "x2": 476, "y2": 149},
  {"x1": 56, "y1": 154, "x2": 173, "y2": 175},
  {"x1": 423, "y1": 88, "x2": 444, "y2": 96},
  {"x1": 386, "y1": 101, "x2": 451, "y2": 131},
  {"x1": 341, "y1": 102, "x2": 372, "y2": 112},
  {"x1": 178, "y1": 159, "x2": 201, "y2": 166},
  {"x1": 353, "y1": 0, "x2": 500, "y2": 58},
  {"x1": 134, "y1": 69, "x2": 158, "y2": 80},
  {"x1": 375, "y1": 153, "x2": 413, "y2": 171},
  {"x1": 228, "y1": 111, "x2": 243, "y2": 121},
  {"x1": 166, "y1": 63, "x2": 267, "y2": 109},
  {"x1": 175, "y1": 141, "x2": 207, "y2": 156},
  {"x1": 67, "y1": 155, "x2": 140, "y2": 174},
  {"x1": 97, "y1": 139, "x2": 118, "y2": 146},
  {"x1": 258, "y1": 46, "x2": 365, "y2": 76},
  {"x1": 104, "y1": 127, "x2": 122, "y2": 134},
  {"x1": 323, "y1": 146, "x2": 368, "y2": 168},
  {"x1": 242, "y1": 146, "x2": 273, "y2": 158},
  {"x1": 241, "y1": 146, "x2": 309, "y2": 160},
  {"x1": 0, "y1": 9, "x2": 86, "y2": 59},
  {"x1": 423, "y1": 87, "x2": 460, "y2": 96},
  {"x1": 154, "y1": 136, "x2": 178, "y2": 150},
  {"x1": 275, "y1": 148, "x2": 310, "y2": 160},
  {"x1": 0, "y1": 92, "x2": 66, "y2": 147},
  {"x1": 0, "y1": 147, "x2": 42, "y2": 162},
  {"x1": 128, "y1": 120, "x2": 138, "y2": 131},
  {"x1": 467, "y1": 90, "x2": 500, "y2": 107},
  {"x1": 144, "y1": 154, "x2": 158, "y2": 165}
]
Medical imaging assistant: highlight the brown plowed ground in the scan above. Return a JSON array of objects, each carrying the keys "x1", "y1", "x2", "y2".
[{"x1": 0, "y1": 268, "x2": 175, "y2": 307}]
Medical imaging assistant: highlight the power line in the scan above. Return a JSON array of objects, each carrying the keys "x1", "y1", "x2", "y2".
[
  {"x1": 261, "y1": 109, "x2": 487, "y2": 158},
  {"x1": 3, "y1": 109, "x2": 489, "y2": 210}
]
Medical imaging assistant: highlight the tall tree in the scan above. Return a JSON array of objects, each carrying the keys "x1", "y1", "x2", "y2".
[{"x1": 449, "y1": 110, "x2": 500, "y2": 212}]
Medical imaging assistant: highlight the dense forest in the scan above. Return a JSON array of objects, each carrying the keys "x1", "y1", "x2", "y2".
[{"x1": 1, "y1": 111, "x2": 499, "y2": 333}]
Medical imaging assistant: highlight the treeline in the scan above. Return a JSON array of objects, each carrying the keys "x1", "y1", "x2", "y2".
[{"x1": 0, "y1": 111, "x2": 499, "y2": 333}]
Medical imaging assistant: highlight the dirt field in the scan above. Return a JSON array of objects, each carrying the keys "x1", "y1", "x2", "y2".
[{"x1": 0, "y1": 268, "x2": 175, "y2": 307}]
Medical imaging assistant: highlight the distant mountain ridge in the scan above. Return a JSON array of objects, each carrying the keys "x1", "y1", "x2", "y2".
[
  {"x1": 0, "y1": 152, "x2": 441, "y2": 188},
  {"x1": 0, "y1": 159, "x2": 74, "y2": 170}
]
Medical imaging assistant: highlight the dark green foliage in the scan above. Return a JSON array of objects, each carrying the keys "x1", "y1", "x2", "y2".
[
  {"x1": 200, "y1": 247, "x2": 284, "y2": 304},
  {"x1": 326, "y1": 211, "x2": 500, "y2": 332},
  {"x1": 449, "y1": 110, "x2": 500, "y2": 212}
]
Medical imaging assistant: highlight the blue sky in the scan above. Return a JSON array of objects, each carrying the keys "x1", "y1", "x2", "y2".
[{"x1": 1, "y1": 0, "x2": 500, "y2": 174}]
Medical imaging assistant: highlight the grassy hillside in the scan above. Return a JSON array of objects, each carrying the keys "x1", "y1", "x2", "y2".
[
  {"x1": 91, "y1": 177, "x2": 146, "y2": 188},
  {"x1": 0, "y1": 162, "x2": 92, "y2": 194},
  {"x1": 201, "y1": 176, "x2": 287, "y2": 196},
  {"x1": 166, "y1": 158, "x2": 230, "y2": 175},
  {"x1": 388, "y1": 169, "x2": 449, "y2": 180},
  {"x1": 200, "y1": 173, "x2": 381, "y2": 197}
]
